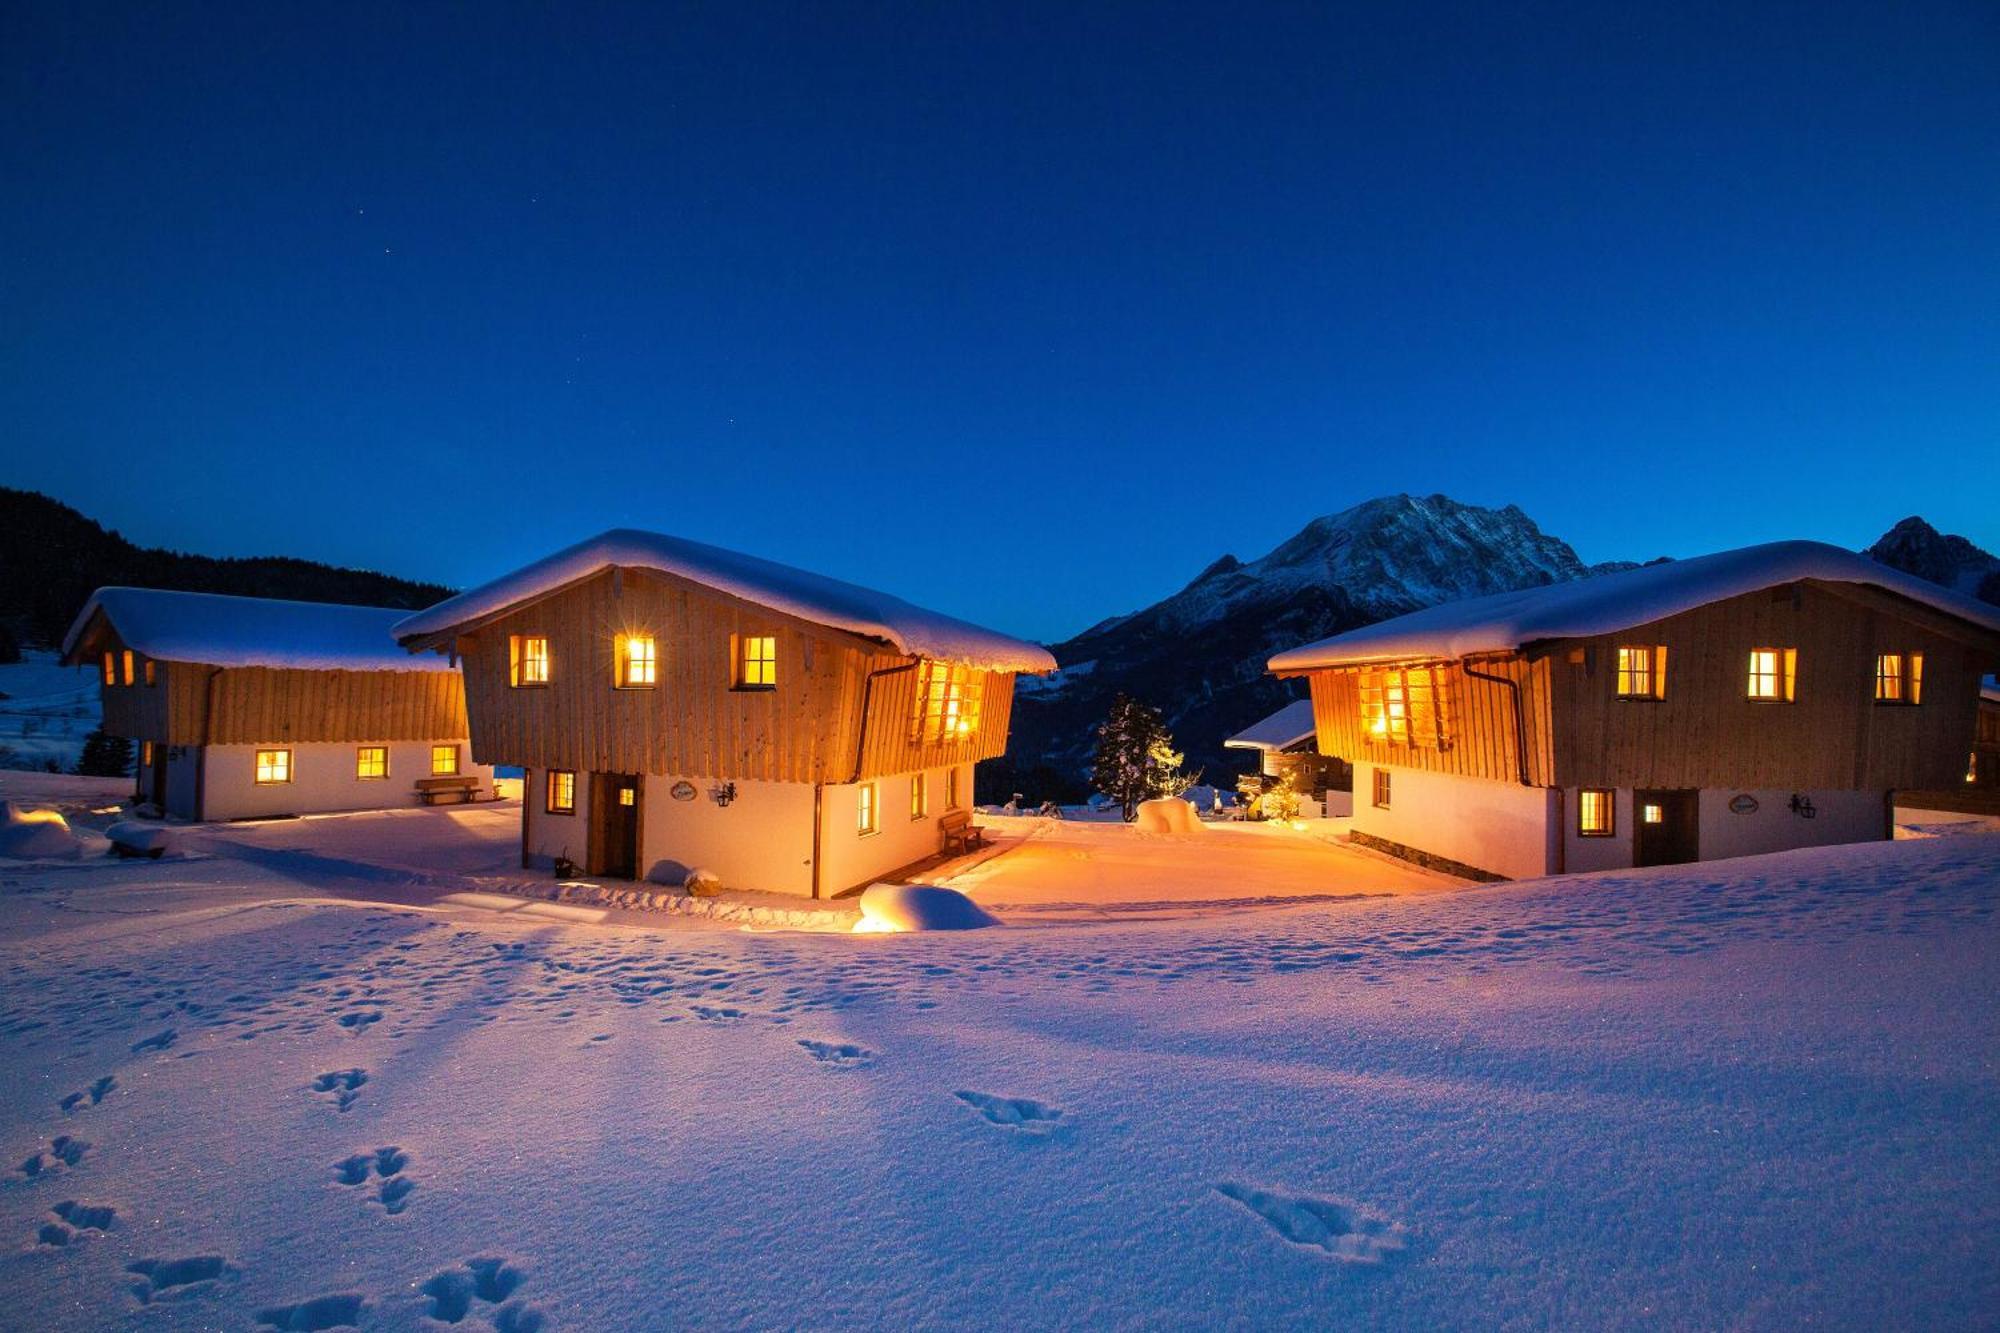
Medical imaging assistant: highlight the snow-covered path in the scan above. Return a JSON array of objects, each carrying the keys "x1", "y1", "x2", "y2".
[{"x1": 0, "y1": 817, "x2": 1995, "y2": 1328}]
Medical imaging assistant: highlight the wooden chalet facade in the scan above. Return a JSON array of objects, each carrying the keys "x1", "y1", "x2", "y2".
[
  {"x1": 394, "y1": 530, "x2": 1054, "y2": 897},
  {"x1": 62, "y1": 588, "x2": 491, "y2": 820},
  {"x1": 1269, "y1": 543, "x2": 2000, "y2": 880}
]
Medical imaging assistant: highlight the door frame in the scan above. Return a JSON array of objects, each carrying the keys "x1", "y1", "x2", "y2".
[{"x1": 587, "y1": 772, "x2": 643, "y2": 879}]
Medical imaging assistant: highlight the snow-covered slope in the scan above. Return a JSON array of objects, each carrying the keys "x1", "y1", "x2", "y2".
[
  {"x1": 0, "y1": 794, "x2": 1992, "y2": 1328},
  {"x1": 0, "y1": 651, "x2": 100, "y2": 773}
]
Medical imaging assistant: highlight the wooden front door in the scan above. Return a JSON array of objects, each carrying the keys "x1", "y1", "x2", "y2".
[
  {"x1": 1633, "y1": 789, "x2": 1699, "y2": 867},
  {"x1": 149, "y1": 752, "x2": 167, "y2": 809},
  {"x1": 588, "y1": 773, "x2": 642, "y2": 879}
]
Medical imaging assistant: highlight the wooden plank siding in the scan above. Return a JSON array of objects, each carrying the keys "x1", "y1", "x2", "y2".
[
  {"x1": 1547, "y1": 580, "x2": 1991, "y2": 791},
  {"x1": 1290, "y1": 579, "x2": 1994, "y2": 794},
  {"x1": 455, "y1": 567, "x2": 1015, "y2": 783},
  {"x1": 1298, "y1": 655, "x2": 1555, "y2": 786},
  {"x1": 75, "y1": 613, "x2": 468, "y2": 747}
]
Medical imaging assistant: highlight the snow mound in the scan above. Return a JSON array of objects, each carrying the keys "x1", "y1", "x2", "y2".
[
  {"x1": 854, "y1": 883, "x2": 1000, "y2": 933},
  {"x1": 0, "y1": 803, "x2": 85, "y2": 860},
  {"x1": 1134, "y1": 798, "x2": 1202, "y2": 835},
  {"x1": 107, "y1": 822, "x2": 177, "y2": 859},
  {"x1": 684, "y1": 868, "x2": 724, "y2": 897}
]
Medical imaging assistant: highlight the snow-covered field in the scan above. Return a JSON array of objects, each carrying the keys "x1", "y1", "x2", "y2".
[
  {"x1": 0, "y1": 775, "x2": 1995, "y2": 1329},
  {"x1": 0, "y1": 651, "x2": 100, "y2": 774}
]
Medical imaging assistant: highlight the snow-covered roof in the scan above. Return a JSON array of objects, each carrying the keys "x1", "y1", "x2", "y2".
[
  {"x1": 1223, "y1": 699, "x2": 1319, "y2": 751},
  {"x1": 1270, "y1": 541, "x2": 2000, "y2": 672},
  {"x1": 61, "y1": 587, "x2": 455, "y2": 673},
  {"x1": 393, "y1": 529, "x2": 1057, "y2": 674}
]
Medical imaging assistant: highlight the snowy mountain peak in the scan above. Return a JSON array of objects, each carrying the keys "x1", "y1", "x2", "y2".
[{"x1": 1864, "y1": 517, "x2": 2000, "y2": 600}]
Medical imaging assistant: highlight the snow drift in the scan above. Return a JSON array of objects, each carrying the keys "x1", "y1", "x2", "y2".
[
  {"x1": 0, "y1": 803, "x2": 85, "y2": 860},
  {"x1": 1134, "y1": 797, "x2": 1202, "y2": 835}
]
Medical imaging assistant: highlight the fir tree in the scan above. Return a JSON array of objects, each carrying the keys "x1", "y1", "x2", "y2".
[
  {"x1": 75, "y1": 729, "x2": 132, "y2": 778},
  {"x1": 1090, "y1": 694, "x2": 1199, "y2": 819}
]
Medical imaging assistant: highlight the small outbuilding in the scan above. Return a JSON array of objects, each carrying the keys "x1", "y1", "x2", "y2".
[
  {"x1": 1223, "y1": 698, "x2": 1351, "y2": 813},
  {"x1": 1269, "y1": 542, "x2": 2000, "y2": 879},
  {"x1": 62, "y1": 588, "x2": 492, "y2": 820}
]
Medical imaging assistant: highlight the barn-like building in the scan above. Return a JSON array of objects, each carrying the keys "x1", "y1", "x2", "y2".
[
  {"x1": 1268, "y1": 542, "x2": 2000, "y2": 880},
  {"x1": 62, "y1": 587, "x2": 492, "y2": 820},
  {"x1": 393, "y1": 530, "x2": 1054, "y2": 896}
]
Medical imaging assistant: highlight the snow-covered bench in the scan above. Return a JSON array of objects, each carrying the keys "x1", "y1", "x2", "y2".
[
  {"x1": 415, "y1": 776, "x2": 484, "y2": 807},
  {"x1": 939, "y1": 809, "x2": 988, "y2": 856}
]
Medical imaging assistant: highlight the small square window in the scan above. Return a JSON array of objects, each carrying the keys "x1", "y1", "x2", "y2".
[
  {"x1": 1874, "y1": 652, "x2": 1922, "y2": 705},
  {"x1": 1615, "y1": 645, "x2": 1665, "y2": 700},
  {"x1": 357, "y1": 746, "x2": 389, "y2": 780},
  {"x1": 1747, "y1": 648, "x2": 1796, "y2": 702},
  {"x1": 431, "y1": 745, "x2": 460, "y2": 776},
  {"x1": 738, "y1": 635, "x2": 777, "y2": 689},
  {"x1": 1372, "y1": 768, "x2": 1391, "y2": 809},
  {"x1": 1642, "y1": 802, "x2": 1664, "y2": 825},
  {"x1": 618, "y1": 785, "x2": 636, "y2": 806},
  {"x1": 511, "y1": 636, "x2": 550, "y2": 687},
  {"x1": 255, "y1": 749, "x2": 292, "y2": 784},
  {"x1": 1578, "y1": 788, "x2": 1614, "y2": 836},
  {"x1": 547, "y1": 770, "x2": 576, "y2": 815},
  {"x1": 616, "y1": 634, "x2": 657, "y2": 688},
  {"x1": 857, "y1": 782, "x2": 878, "y2": 836}
]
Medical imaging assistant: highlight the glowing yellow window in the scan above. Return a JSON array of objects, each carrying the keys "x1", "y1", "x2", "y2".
[
  {"x1": 945, "y1": 767, "x2": 961, "y2": 809},
  {"x1": 431, "y1": 745, "x2": 460, "y2": 776},
  {"x1": 101, "y1": 652, "x2": 115, "y2": 686},
  {"x1": 510, "y1": 636, "x2": 550, "y2": 687},
  {"x1": 912, "y1": 662, "x2": 983, "y2": 743},
  {"x1": 1578, "y1": 788, "x2": 1614, "y2": 836},
  {"x1": 121, "y1": 651, "x2": 135, "y2": 686},
  {"x1": 1372, "y1": 769, "x2": 1391, "y2": 809},
  {"x1": 911, "y1": 773, "x2": 928, "y2": 820},
  {"x1": 141, "y1": 741, "x2": 154, "y2": 767},
  {"x1": 546, "y1": 770, "x2": 576, "y2": 814},
  {"x1": 1641, "y1": 802, "x2": 1664, "y2": 825},
  {"x1": 737, "y1": 635, "x2": 777, "y2": 689},
  {"x1": 254, "y1": 749, "x2": 292, "y2": 784},
  {"x1": 1747, "y1": 648, "x2": 1796, "y2": 702},
  {"x1": 144, "y1": 658, "x2": 157, "y2": 687},
  {"x1": 857, "y1": 782, "x2": 878, "y2": 836},
  {"x1": 1616, "y1": 645, "x2": 1666, "y2": 699},
  {"x1": 616, "y1": 634, "x2": 657, "y2": 688},
  {"x1": 618, "y1": 785, "x2": 636, "y2": 806},
  {"x1": 1875, "y1": 653, "x2": 1922, "y2": 705},
  {"x1": 356, "y1": 746, "x2": 388, "y2": 780}
]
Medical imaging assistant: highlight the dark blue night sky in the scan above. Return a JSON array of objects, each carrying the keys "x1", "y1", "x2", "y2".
[{"x1": 4, "y1": 2, "x2": 1994, "y2": 640}]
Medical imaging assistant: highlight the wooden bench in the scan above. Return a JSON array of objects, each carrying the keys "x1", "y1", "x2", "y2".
[
  {"x1": 939, "y1": 809, "x2": 989, "y2": 855},
  {"x1": 415, "y1": 776, "x2": 484, "y2": 806}
]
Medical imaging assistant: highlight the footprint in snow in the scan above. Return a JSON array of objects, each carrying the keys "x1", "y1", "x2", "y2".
[
  {"x1": 798, "y1": 1039, "x2": 873, "y2": 1068},
  {"x1": 1213, "y1": 1182, "x2": 1409, "y2": 1264},
  {"x1": 255, "y1": 1292, "x2": 369, "y2": 1330},
  {"x1": 37, "y1": 1199, "x2": 116, "y2": 1246},
  {"x1": 127, "y1": 1254, "x2": 237, "y2": 1304},
  {"x1": 333, "y1": 1146, "x2": 414, "y2": 1215},
  {"x1": 422, "y1": 1255, "x2": 547, "y2": 1330},
  {"x1": 17, "y1": 1136, "x2": 89, "y2": 1178},
  {"x1": 310, "y1": 1068, "x2": 368, "y2": 1112},
  {"x1": 130, "y1": 1029, "x2": 177, "y2": 1054},
  {"x1": 954, "y1": 1090, "x2": 1063, "y2": 1132},
  {"x1": 59, "y1": 1076, "x2": 116, "y2": 1113}
]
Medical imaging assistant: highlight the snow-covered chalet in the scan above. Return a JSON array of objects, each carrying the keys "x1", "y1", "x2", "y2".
[
  {"x1": 1269, "y1": 541, "x2": 2000, "y2": 879},
  {"x1": 62, "y1": 587, "x2": 492, "y2": 820},
  {"x1": 393, "y1": 530, "x2": 1055, "y2": 896}
]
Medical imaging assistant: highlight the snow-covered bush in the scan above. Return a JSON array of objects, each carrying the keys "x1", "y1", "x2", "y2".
[
  {"x1": 853, "y1": 883, "x2": 999, "y2": 932},
  {"x1": 684, "y1": 868, "x2": 724, "y2": 898},
  {"x1": 106, "y1": 822, "x2": 175, "y2": 859}
]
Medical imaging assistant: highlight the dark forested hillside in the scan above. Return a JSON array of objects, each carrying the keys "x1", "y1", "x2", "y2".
[{"x1": 0, "y1": 488, "x2": 454, "y2": 646}]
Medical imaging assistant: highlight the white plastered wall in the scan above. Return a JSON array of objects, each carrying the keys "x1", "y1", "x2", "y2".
[
  {"x1": 1697, "y1": 788, "x2": 1886, "y2": 860},
  {"x1": 198, "y1": 741, "x2": 493, "y2": 821},
  {"x1": 1351, "y1": 762, "x2": 1556, "y2": 880},
  {"x1": 519, "y1": 762, "x2": 971, "y2": 897}
]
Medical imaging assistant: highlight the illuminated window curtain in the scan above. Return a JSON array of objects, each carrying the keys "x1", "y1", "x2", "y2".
[{"x1": 913, "y1": 662, "x2": 983, "y2": 744}]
